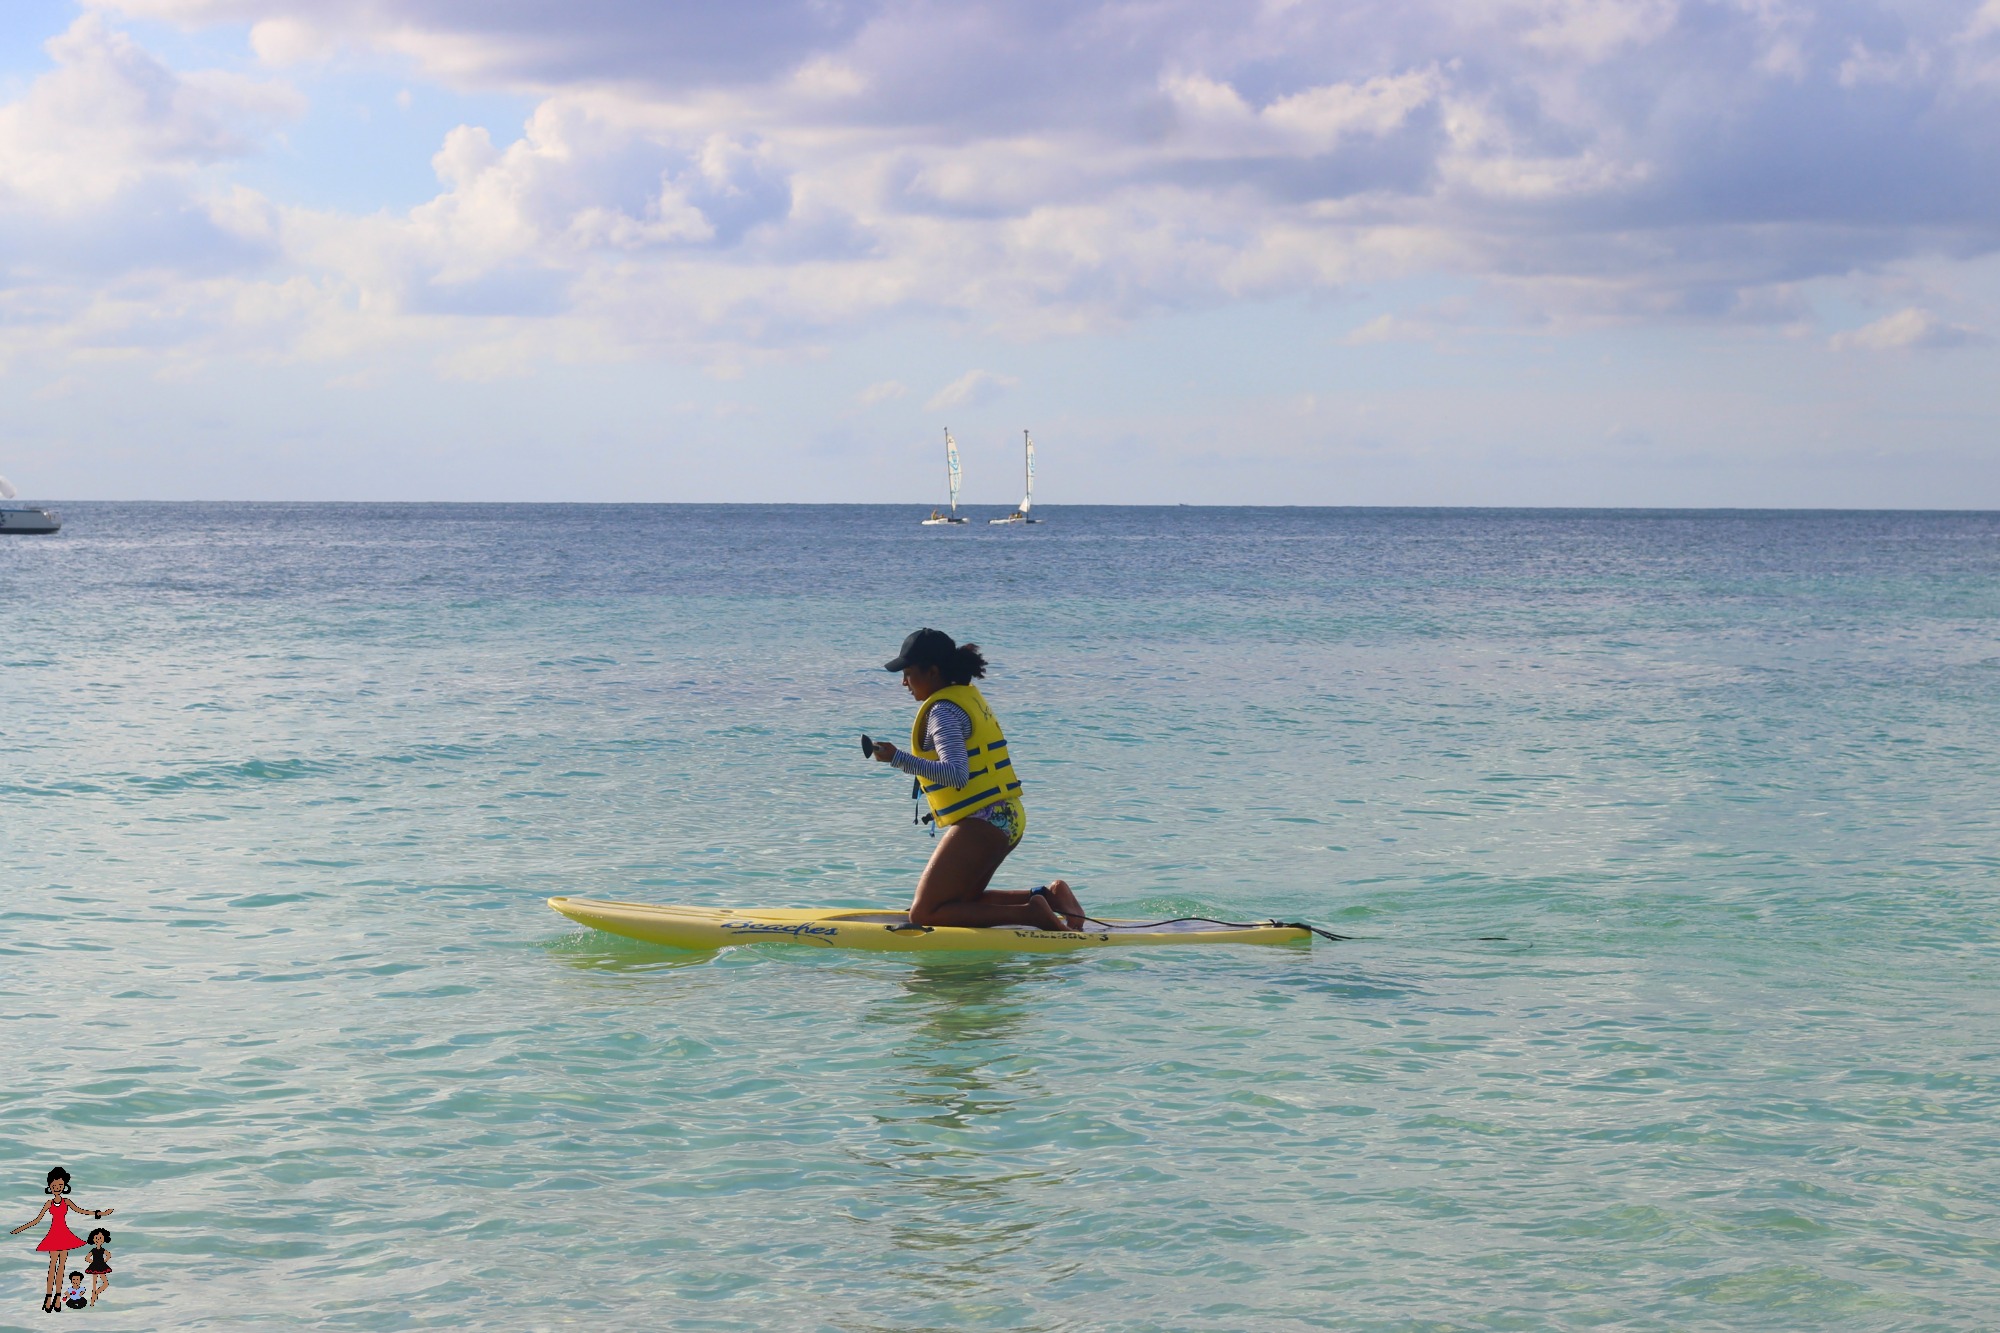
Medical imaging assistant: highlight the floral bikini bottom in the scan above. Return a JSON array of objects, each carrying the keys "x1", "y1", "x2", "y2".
[{"x1": 968, "y1": 796, "x2": 1027, "y2": 849}]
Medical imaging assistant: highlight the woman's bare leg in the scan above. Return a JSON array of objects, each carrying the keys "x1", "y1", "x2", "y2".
[
  {"x1": 980, "y1": 881, "x2": 1086, "y2": 929},
  {"x1": 45, "y1": 1251, "x2": 64, "y2": 1302},
  {"x1": 909, "y1": 821, "x2": 1062, "y2": 929}
]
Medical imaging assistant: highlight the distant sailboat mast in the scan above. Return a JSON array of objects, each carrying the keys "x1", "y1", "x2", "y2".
[
  {"x1": 990, "y1": 429, "x2": 1041, "y2": 524},
  {"x1": 947, "y1": 429, "x2": 963, "y2": 517}
]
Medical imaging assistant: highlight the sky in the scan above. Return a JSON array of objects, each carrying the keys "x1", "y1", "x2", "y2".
[{"x1": 1, "y1": 0, "x2": 1998, "y2": 505}]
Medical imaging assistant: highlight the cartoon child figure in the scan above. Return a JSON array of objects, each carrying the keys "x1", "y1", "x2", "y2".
[
  {"x1": 63, "y1": 1271, "x2": 87, "y2": 1309},
  {"x1": 83, "y1": 1228, "x2": 112, "y2": 1306},
  {"x1": 10, "y1": 1168, "x2": 114, "y2": 1314}
]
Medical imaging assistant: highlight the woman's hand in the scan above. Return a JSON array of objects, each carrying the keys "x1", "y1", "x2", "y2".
[{"x1": 872, "y1": 741, "x2": 896, "y2": 762}]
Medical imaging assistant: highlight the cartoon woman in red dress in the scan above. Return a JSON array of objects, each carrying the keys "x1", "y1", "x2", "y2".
[{"x1": 11, "y1": 1168, "x2": 114, "y2": 1314}]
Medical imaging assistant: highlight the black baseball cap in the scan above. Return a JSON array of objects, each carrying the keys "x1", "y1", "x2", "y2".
[{"x1": 885, "y1": 627, "x2": 955, "y2": 672}]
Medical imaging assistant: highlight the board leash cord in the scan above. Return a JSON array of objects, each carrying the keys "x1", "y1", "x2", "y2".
[
  {"x1": 1090, "y1": 915, "x2": 1353, "y2": 942},
  {"x1": 1020, "y1": 886, "x2": 1353, "y2": 941},
  {"x1": 887, "y1": 908, "x2": 1353, "y2": 941}
]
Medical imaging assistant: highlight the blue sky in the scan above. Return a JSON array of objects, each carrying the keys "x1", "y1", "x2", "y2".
[{"x1": 1, "y1": 0, "x2": 1997, "y2": 505}]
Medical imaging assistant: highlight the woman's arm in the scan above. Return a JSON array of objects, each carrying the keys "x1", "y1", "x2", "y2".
[
  {"x1": 888, "y1": 702, "x2": 973, "y2": 789},
  {"x1": 10, "y1": 1201, "x2": 50, "y2": 1233}
]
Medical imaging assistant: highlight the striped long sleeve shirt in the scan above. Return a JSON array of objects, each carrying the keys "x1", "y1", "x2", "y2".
[{"x1": 888, "y1": 701, "x2": 973, "y2": 790}]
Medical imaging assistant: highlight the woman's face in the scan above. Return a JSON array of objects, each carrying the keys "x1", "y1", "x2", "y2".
[{"x1": 901, "y1": 665, "x2": 944, "y2": 701}]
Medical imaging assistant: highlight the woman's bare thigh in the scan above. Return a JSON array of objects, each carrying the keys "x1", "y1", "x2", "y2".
[{"x1": 910, "y1": 817, "x2": 1014, "y2": 916}]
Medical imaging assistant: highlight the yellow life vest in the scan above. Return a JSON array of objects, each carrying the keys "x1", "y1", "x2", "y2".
[{"x1": 909, "y1": 683, "x2": 1021, "y2": 826}]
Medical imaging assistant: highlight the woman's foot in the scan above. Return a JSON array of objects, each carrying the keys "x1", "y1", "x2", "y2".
[
  {"x1": 1024, "y1": 891, "x2": 1066, "y2": 931},
  {"x1": 1043, "y1": 879, "x2": 1086, "y2": 930},
  {"x1": 1028, "y1": 884, "x2": 1084, "y2": 931}
]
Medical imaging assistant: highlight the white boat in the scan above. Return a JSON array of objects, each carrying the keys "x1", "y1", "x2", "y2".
[
  {"x1": 0, "y1": 508, "x2": 60, "y2": 534},
  {"x1": 0, "y1": 475, "x2": 59, "y2": 534},
  {"x1": 920, "y1": 429, "x2": 968, "y2": 525},
  {"x1": 989, "y1": 430, "x2": 1040, "y2": 524}
]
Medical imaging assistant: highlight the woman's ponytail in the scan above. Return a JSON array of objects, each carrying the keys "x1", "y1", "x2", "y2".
[{"x1": 947, "y1": 642, "x2": 988, "y2": 686}]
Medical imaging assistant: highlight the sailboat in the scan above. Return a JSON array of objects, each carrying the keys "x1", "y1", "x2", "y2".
[
  {"x1": 988, "y1": 430, "x2": 1040, "y2": 524},
  {"x1": 920, "y1": 429, "x2": 968, "y2": 525}
]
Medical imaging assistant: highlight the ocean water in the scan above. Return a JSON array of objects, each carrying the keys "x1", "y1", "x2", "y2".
[{"x1": 3, "y1": 503, "x2": 1997, "y2": 1331}]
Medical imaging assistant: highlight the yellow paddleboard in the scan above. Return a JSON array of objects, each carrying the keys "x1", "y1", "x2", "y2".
[{"x1": 547, "y1": 896, "x2": 1315, "y2": 953}]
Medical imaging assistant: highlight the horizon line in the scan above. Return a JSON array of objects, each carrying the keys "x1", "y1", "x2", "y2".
[{"x1": 13, "y1": 500, "x2": 2000, "y2": 515}]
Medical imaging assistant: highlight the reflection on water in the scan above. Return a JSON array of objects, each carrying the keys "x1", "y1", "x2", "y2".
[
  {"x1": 537, "y1": 928, "x2": 719, "y2": 975},
  {"x1": 857, "y1": 956, "x2": 1078, "y2": 1292},
  {"x1": 871, "y1": 954, "x2": 1066, "y2": 1051}
]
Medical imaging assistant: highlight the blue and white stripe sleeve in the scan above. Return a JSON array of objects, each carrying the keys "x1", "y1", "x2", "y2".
[{"x1": 890, "y1": 702, "x2": 972, "y2": 789}]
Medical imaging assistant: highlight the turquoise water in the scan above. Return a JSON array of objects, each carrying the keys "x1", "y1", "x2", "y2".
[{"x1": 4, "y1": 504, "x2": 1998, "y2": 1330}]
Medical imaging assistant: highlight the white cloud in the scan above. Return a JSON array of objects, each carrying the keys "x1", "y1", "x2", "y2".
[
  {"x1": 1837, "y1": 40, "x2": 1932, "y2": 88},
  {"x1": 248, "y1": 16, "x2": 323, "y2": 66},
  {"x1": 857, "y1": 379, "x2": 907, "y2": 406},
  {"x1": 790, "y1": 57, "x2": 868, "y2": 99},
  {"x1": 0, "y1": 16, "x2": 298, "y2": 216},
  {"x1": 926, "y1": 370, "x2": 1018, "y2": 411},
  {"x1": 0, "y1": 15, "x2": 306, "y2": 374},
  {"x1": 1162, "y1": 67, "x2": 1442, "y2": 158},
  {"x1": 1830, "y1": 307, "x2": 1987, "y2": 351},
  {"x1": 0, "y1": 0, "x2": 1982, "y2": 373},
  {"x1": 404, "y1": 109, "x2": 789, "y2": 279},
  {"x1": 1344, "y1": 313, "x2": 1434, "y2": 345},
  {"x1": 1519, "y1": 0, "x2": 1678, "y2": 61}
]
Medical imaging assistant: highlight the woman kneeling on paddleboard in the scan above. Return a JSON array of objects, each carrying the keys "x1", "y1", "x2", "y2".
[{"x1": 871, "y1": 628, "x2": 1087, "y2": 931}]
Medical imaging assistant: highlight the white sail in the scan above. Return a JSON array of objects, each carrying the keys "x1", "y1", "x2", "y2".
[
  {"x1": 924, "y1": 429, "x2": 967, "y2": 523},
  {"x1": 0, "y1": 475, "x2": 16, "y2": 500}
]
